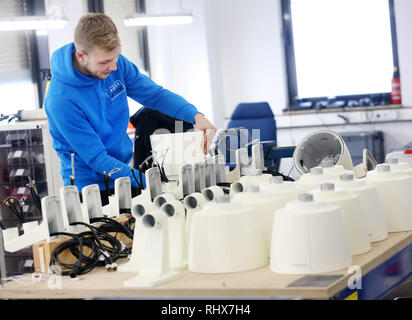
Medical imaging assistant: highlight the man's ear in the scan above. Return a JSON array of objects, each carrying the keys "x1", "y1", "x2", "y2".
[{"x1": 75, "y1": 50, "x2": 87, "y2": 64}]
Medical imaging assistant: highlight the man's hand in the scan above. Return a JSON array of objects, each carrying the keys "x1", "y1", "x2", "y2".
[{"x1": 194, "y1": 113, "x2": 217, "y2": 155}]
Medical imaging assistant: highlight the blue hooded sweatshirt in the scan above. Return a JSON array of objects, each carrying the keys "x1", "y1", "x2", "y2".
[{"x1": 44, "y1": 43, "x2": 199, "y2": 192}]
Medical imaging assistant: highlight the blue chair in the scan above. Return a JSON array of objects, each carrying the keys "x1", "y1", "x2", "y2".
[{"x1": 226, "y1": 102, "x2": 279, "y2": 171}]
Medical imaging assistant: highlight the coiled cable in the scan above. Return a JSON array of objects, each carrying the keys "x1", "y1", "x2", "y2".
[
  {"x1": 49, "y1": 218, "x2": 133, "y2": 276},
  {"x1": 49, "y1": 232, "x2": 88, "y2": 278}
]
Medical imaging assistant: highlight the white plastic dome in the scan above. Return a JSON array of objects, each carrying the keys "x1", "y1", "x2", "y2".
[
  {"x1": 271, "y1": 193, "x2": 352, "y2": 274},
  {"x1": 189, "y1": 196, "x2": 268, "y2": 273},
  {"x1": 365, "y1": 164, "x2": 412, "y2": 232}
]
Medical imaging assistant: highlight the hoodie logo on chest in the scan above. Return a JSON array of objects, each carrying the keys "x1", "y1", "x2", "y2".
[{"x1": 105, "y1": 80, "x2": 126, "y2": 101}]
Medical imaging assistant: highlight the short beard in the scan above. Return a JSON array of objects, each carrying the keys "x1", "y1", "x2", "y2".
[{"x1": 84, "y1": 64, "x2": 103, "y2": 79}]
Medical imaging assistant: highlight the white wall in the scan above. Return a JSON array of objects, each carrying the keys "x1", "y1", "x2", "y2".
[
  {"x1": 146, "y1": 0, "x2": 288, "y2": 127},
  {"x1": 146, "y1": 0, "x2": 214, "y2": 124},
  {"x1": 203, "y1": 0, "x2": 288, "y2": 121},
  {"x1": 47, "y1": 0, "x2": 87, "y2": 57}
]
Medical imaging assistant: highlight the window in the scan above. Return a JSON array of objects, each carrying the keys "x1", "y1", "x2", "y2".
[
  {"x1": 282, "y1": 0, "x2": 399, "y2": 110},
  {"x1": 103, "y1": 0, "x2": 149, "y2": 73},
  {"x1": 0, "y1": 0, "x2": 37, "y2": 115}
]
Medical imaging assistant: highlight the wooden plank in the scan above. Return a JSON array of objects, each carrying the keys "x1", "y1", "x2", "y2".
[
  {"x1": 32, "y1": 214, "x2": 133, "y2": 274},
  {"x1": 2, "y1": 230, "x2": 411, "y2": 299}
]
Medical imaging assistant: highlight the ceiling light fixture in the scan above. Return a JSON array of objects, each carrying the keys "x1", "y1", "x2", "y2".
[
  {"x1": 124, "y1": 13, "x2": 193, "y2": 27},
  {"x1": 0, "y1": 15, "x2": 67, "y2": 32}
]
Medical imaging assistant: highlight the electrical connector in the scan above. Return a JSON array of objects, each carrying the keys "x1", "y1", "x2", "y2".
[
  {"x1": 105, "y1": 264, "x2": 114, "y2": 272},
  {"x1": 70, "y1": 153, "x2": 75, "y2": 185},
  {"x1": 2, "y1": 196, "x2": 25, "y2": 223},
  {"x1": 99, "y1": 249, "x2": 115, "y2": 272},
  {"x1": 70, "y1": 262, "x2": 82, "y2": 278}
]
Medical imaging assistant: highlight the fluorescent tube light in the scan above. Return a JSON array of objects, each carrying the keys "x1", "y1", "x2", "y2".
[
  {"x1": 0, "y1": 16, "x2": 67, "y2": 32},
  {"x1": 124, "y1": 13, "x2": 193, "y2": 27}
]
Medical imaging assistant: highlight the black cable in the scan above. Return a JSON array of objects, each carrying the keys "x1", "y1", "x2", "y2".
[
  {"x1": 29, "y1": 187, "x2": 41, "y2": 211},
  {"x1": 215, "y1": 182, "x2": 231, "y2": 195},
  {"x1": 106, "y1": 173, "x2": 112, "y2": 196},
  {"x1": 156, "y1": 162, "x2": 168, "y2": 183},
  {"x1": 2, "y1": 196, "x2": 25, "y2": 223},
  {"x1": 0, "y1": 114, "x2": 9, "y2": 122},
  {"x1": 90, "y1": 216, "x2": 134, "y2": 240},
  {"x1": 138, "y1": 165, "x2": 144, "y2": 189},
  {"x1": 49, "y1": 215, "x2": 136, "y2": 277},
  {"x1": 69, "y1": 222, "x2": 106, "y2": 250},
  {"x1": 93, "y1": 217, "x2": 133, "y2": 260},
  {"x1": 125, "y1": 216, "x2": 135, "y2": 235},
  {"x1": 263, "y1": 169, "x2": 295, "y2": 182},
  {"x1": 103, "y1": 171, "x2": 110, "y2": 197},
  {"x1": 66, "y1": 235, "x2": 100, "y2": 274},
  {"x1": 160, "y1": 167, "x2": 169, "y2": 182},
  {"x1": 49, "y1": 232, "x2": 86, "y2": 278},
  {"x1": 26, "y1": 177, "x2": 42, "y2": 213},
  {"x1": 217, "y1": 182, "x2": 232, "y2": 188},
  {"x1": 103, "y1": 168, "x2": 121, "y2": 197},
  {"x1": 64, "y1": 229, "x2": 119, "y2": 273},
  {"x1": 131, "y1": 167, "x2": 142, "y2": 190},
  {"x1": 71, "y1": 221, "x2": 129, "y2": 265},
  {"x1": 7, "y1": 114, "x2": 18, "y2": 123},
  {"x1": 50, "y1": 220, "x2": 125, "y2": 276}
]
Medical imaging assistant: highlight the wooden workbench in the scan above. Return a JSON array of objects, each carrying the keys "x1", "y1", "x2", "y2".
[{"x1": 0, "y1": 230, "x2": 411, "y2": 300}]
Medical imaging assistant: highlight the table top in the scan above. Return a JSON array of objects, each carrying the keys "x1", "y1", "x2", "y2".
[{"x1": 1, "y1": 230, "x2": 411, "y2": 300}]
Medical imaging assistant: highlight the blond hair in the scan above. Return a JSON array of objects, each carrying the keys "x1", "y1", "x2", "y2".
[{"x1": 74, "y1": 13, "x2": 120, "y2": 53}]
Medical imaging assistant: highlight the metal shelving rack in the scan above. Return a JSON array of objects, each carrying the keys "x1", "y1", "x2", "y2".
[{"x1": 0, "y1": 120, "x2": 63, "y2": 277}]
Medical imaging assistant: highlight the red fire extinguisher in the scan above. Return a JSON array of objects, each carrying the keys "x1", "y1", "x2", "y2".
[{"x1": 391, "y1": 66, "x2": 402, "y2": 105}]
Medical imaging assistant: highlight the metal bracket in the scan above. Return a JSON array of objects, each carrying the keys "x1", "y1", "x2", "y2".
[
  {"x1": 193, "y1": 162, "x2": 206, "y2": 192},
  {"x1": 60, "y1": 186, "x2": 88, "y2": 232},
  {"x1": 238, "y1": 147, "x2": 252, "y2": 176},
  {"x1": 212, "y1": 155, "x2": 226, "y2": 184},
  {"x1": 181, "y1": 164, "x2": 195, "y2": 197},
  {"x1": 146, "y1": 167, "x2": 163, "y2": 201},
  {"x1": 205, "y1": 159, "x2": 216, "y2": 187},
  {"x1": 114, "y1": 176, "x2": 132, "y2": 215},
  {"x1": 42, "y1": 195, "x2": 67, "y2": 234},
  {"x1": 251, "y1": 143, "x2": 265, "y2": 171},
  {"x1": 81, "y1": 184, "x2": 104, "y2": 220}
]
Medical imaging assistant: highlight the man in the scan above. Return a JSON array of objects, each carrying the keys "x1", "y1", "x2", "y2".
[{"x1": 44, "y1": 13, "x2": 216, "y2": 203}]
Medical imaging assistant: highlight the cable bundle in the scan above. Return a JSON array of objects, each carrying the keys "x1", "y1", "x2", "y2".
[
  {"x1": 50, "y1": 217, "x2": 135, "y2": 277},
  {"x1": 49, "y1": 232, "x2": 90, "y2": 278},
  {"x1": 2, "y1": 196, "x2": 25, "y2": 223},
  {"x1": 90, "y1": 216, "x2": 134, "y2": 240},
  {"x1": 26, "y1": 177, "x2": 42, "y2": 213},
  {"x1": 139, "y1": 152, "x2": 169, "y2": 183},
  {"x1": 124, "y1": 216, "x2": 135, "y2": 236}
]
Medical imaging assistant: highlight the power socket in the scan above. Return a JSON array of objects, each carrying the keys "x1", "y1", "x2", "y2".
[{"x1": 370, "y1": 109, "x2": 398, "y2": 122}]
